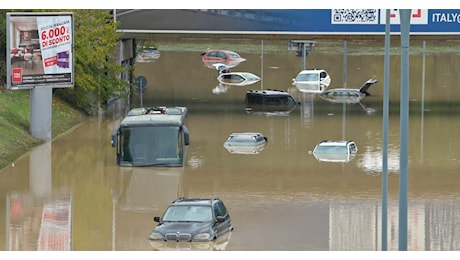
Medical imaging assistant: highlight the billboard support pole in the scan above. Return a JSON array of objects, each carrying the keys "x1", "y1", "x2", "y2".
[{"x1": 30, "y1": 87, "x2": 52, "y2": 141}]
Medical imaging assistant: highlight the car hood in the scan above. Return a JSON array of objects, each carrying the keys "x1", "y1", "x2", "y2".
[{"x1": 154, "y1": 221, "x2": 213, "y2": 235}]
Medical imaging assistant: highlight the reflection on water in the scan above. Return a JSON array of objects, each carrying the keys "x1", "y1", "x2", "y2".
[
  {"x1": 2, "y1": 40, "x2": 460, "y2": 250},
  {"x1": 6, "y1": 188, "x2": 72, "y2": 251},
  {"x1": 149, "y1": 231, "x2": 232, "y2": 251}
]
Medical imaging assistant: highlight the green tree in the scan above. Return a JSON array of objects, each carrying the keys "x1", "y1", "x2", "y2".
[
  {"x1": 0, "y1": 10, "x2": 7, "y2": 88},
  {"x1": 59, "y1": 9, "x2": 132, "y2": 115}
]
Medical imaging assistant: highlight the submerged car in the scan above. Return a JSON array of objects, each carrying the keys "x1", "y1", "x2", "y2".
[
  {"x1": 149, "y1": 197, "x2": 233, "y2": 243},
  {"x1": 310, "y1": 140, "x2": 358, "y2": 163},
  {"x1": 201, "y1": 49, "x2": 246, "y2": 69},
  {"x1": 318, "y1": 78, "x2": 378, "y2": 104},
  {"x1": 245, "y1": 89, "x2": 298, "y2": 116},
  {"x1": 292, "y1": 69, "x2": 331, "y2": 93},
  {"x1": 217, "y1": 72, "x2": 260, "y2": 86},
  {"x1": 223, "y1": 132, "x2": 268, "y2": 154},
  {"x1": 136, "y1": 47, "x2": 160, "y2": 63}
]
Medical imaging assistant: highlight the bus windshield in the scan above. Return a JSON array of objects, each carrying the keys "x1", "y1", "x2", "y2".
[{"x1": 119, "y1": 125, "x2": 183, "y2": 167}]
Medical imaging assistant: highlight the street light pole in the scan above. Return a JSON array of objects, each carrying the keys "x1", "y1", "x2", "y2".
[
  {"x1": 381, "y1": 8, "x2": 391, "y2": 251},
  {"x1": 399, "y1": 9, "x2": 411, "y2": 251}
]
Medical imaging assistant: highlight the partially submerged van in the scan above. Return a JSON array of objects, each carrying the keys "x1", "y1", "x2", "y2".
[
  {"x1": 111, "y1": 106, "x2": 190, "y2": 167},
  {"x1": 244, "y1": 89, "x2": 298, "y2": 116}
]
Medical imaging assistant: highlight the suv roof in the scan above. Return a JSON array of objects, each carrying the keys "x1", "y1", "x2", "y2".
[{"x1": 170, "y1": 197, "x2": 220, "y2": 206}]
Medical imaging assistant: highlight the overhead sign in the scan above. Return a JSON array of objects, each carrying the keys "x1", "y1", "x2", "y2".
[
  {"x1": 6, "y1": 12, "x2": 74, "y2": 90},
  {"x1": 117, "y1": 9, "x2": 460, "y2": 35}
]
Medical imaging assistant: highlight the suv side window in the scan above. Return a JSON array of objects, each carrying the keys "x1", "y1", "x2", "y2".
[
  {"x1": 213, "y1": 201, "x2": 228, "y2": 217},
  {"x1": 349, "y1": 143, "x2": 356, "y2": 153}
]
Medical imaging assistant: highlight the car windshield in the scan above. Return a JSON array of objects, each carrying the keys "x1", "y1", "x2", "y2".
[
  {"x1": 296, "y1": 73, "x2": 319, "y2": 82},
  {"x1": 228, "y1": 52, "x2": 241, "y2": 59},
  {"x1": 162, "y1": 205, "x2": 213, "y2": 222},
  {"x1": 314, "y1": 145, "x2": 348, "y2": 154},
  {"x1": 225, "y1": 136, "x2": 258, "y2": 145}
]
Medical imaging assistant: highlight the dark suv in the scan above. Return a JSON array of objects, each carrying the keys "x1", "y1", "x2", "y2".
[
  {"x1": 149, "y1": 197, "x2": 233, "y2": 242},
  {"x1": 245, "y1": 89, "x2": 298, "y2": 115}
]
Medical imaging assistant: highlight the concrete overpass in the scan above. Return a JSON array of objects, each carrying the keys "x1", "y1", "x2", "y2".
[{"x1": 113, "y1": 9, "x2": 456, "y2": 41}]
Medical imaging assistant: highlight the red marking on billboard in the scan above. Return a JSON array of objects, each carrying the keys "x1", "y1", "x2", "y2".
[
  {"x1": 11, "y1": 68, "x2": 22, "y2": 83},
  {"x1": 44, "y1": 56, "x2": 57, "y2": 67},
  {"x1": 390, "y1": 9, "x2": 422, "y2": 18}
]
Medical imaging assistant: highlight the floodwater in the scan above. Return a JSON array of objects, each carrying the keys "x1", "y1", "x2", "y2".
[{"x1": 1, "y1": 39, "x2": 460, "y2": 251}]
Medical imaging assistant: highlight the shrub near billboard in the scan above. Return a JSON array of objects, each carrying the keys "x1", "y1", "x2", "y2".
[{"x1": 6, "y1": 12, "x2": 74, "y2": 90}]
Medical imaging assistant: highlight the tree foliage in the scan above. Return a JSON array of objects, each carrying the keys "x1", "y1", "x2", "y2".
[
  {"x1": 0, "y1": 10, "x2": 7, "y2": 88},
  {"x1": 1, "y1": 9, "x2": 132, "y2": 115},
  {"x1": 60, "y1": 9, "x2": 132, "y2": 115}
]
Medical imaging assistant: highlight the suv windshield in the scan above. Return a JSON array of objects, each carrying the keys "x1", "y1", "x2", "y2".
[{"x1": 162, "y1": 205, "x2": 213, "y2": 222}]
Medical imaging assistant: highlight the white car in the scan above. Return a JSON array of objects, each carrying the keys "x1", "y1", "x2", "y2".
[
  {"x1": 223, "y1": 132, "x2": 267, "y2": 154},
  {"x1": 217, "y1": 72, "x2": 261, "y2": 86},
  {"x1": 318, "y1": 78, "x2": 378, "y2": 104},
  {"x1": 292, "y1": 69, "x2": 331, "y2": 93},
  {"x1": 311, "y1": 140, "x2": 358, "y2": 163}
]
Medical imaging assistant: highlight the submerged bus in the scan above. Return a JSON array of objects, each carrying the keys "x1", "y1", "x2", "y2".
[{"x1": 111, "y1": 106, "x2": 190, "y2": 167}]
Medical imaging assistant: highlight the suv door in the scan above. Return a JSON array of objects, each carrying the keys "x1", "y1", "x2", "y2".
[{"x1": 212, "y1": 200, "x2": 233, "y2": 238}]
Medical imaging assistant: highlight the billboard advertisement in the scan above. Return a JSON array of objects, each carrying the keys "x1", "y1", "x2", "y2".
[
  {"x1": 117, "y1": 9, "x2": 460, "y2": 35},
  {"x1": 6, "y1": 12, "x2": 74, "y2": 90}
]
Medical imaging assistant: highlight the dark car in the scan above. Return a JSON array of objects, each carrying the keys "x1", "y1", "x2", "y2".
[
  {"x1": 245, "y1": 89, "x2": 298, "y2": 116},
  {"x1": 149, "y1": 197, "x2": 233, "y2": 242}
]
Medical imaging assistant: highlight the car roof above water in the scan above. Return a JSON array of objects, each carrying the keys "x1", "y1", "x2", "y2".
[
  {"x1": 226, "y1": 132, "x2": 267, "y2": 141},
  {"x1": 246, "y1": 89, "x2": 292, "y2": 96},
  {"x1": 170, "y1": 197, "x2": 218, "y2": 206},
  {"x1": 317, "y1": 140, "x2": 352, "y2": 146}
]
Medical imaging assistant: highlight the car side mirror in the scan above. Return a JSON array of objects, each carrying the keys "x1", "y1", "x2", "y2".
[
  {"x1": 111, "y1": 127, "x2": 119, "y2": 148},
  {"x1": 153, "y1": 216, "x2": 161, "y2": 222},
  {"x1": 216, "y1": 216, "x2": 225, "y2": 223}
]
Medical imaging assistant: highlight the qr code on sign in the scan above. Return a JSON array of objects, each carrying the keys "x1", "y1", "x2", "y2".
[{"x1": 332, "y1": 9, "x2": 378, "y2": 24}]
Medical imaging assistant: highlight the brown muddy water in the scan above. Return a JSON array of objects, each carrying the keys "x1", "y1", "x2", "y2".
[{"x1": 1, "y1": 39, "x2": 460, "y2": 251}]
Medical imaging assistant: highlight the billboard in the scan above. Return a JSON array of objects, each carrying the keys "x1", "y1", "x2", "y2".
[
  {"x1": 117, "y1": 9, "x2": 460, "y2": 35},
  {"x1": 6, "y1": 12, "x2": 74, "y2": 90}
]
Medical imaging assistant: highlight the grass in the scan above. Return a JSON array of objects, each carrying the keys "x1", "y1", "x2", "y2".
[{"x1": 0, "y1": 89, "x2": 87, "y2": 171}]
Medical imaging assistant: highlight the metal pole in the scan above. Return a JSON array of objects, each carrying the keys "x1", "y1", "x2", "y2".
[
  {"x1": 140, "y1": 81, "x2": 143, "y2": 108},
  {"x1": 381, "y1": 9, "x2": 391, "y2": 251},
  {"x1": 420, "y1": 41, "x2": 426, "y2": 158},
  {"x1": 30, "y1": 87, "x2": 53, "y2": 141},
  {"x1": 342, "y1": 41, "x2": 347, "y2": 140},
  {"x1": 399, "y1": 9, "x2": 411, "y2": 251},
  {"x1": 261, "y1": 40, "x2": 264, "y2": 90},
  {"x1": 302, "y1": 44, "x2": 306, "y2": 70},
  {"x1": 343, "y1": 41, "x2": 347, "y2": 88}
]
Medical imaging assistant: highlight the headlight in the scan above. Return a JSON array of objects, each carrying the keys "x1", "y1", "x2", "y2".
[
  {"x1": 192, "y1": 232, "x2": 213, "y2": 241},
  {"x1": 149, "y1": 232, "x2": 164, "y2": 240}
]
